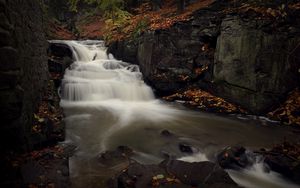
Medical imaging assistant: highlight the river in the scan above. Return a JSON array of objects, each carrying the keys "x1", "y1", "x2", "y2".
[{"x1": 52, "y1": 40, "x2": 299, "y2": 188}]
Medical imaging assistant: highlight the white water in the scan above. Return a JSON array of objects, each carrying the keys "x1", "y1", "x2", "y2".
[
  {"x1": 57, "y1": 40, "x2": 182, "y2": 151},
  {"x1": 54, "y1": 40, "x2": 300, "y2": 188}
]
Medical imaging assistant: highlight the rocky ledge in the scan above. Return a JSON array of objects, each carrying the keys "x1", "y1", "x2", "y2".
[
  {"x1": 107, "y1": 0, "x2": 300, "y2": 119},
  {"x1": 108, "y1": 159, "x2": 239, "y2": 188}
]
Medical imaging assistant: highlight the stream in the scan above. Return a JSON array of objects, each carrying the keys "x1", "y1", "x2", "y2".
[{"x1": 54, "y1": 40, "x2": 299, "y2": 188}]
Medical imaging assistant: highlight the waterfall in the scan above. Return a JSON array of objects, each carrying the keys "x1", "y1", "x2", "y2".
[
  {"x1": 55, "y1": 40, "x2": 155, "y2": 102},
  {"x1": 54, "y1": 40, "x2": 181, "y2": 150}
]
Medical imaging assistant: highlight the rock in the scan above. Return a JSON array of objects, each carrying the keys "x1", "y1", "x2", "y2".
[
  {"x1": 213, "y1": 16, "x2": 300, "y2": 113},
  {"x1": 217, "y1": 146, "x2": 252, "y2": 169},
  {"x1": 108, "y1": 1, "x2": 300, "y2": 113},
  {"x1": 160, "y1": 130, "x2": 173, "y2": 137},
  {"x1": 265, "y1": 154, "x2": 300, "y2": 184},
  {"x1": 107, "y1": 40, "x2": 138, "y2": 64},
  {"x1": 98, "y1": 146, "x2": 133, "y2": 166},
  {"x1": 109, "y1": 160, "x2": 239, "y2": 188},
  {"x1": 178, "y1": 143, "x2": 194, "y2": 154},
  {"x1": 109, "y1": 162, "x2": 167, "y2": 188},
  {"x1": 162, "y1": 159, "x2": 239, "y2": 187},
  {"x1": 48, "y1": 42, "x2": 73, "y2": 59}
]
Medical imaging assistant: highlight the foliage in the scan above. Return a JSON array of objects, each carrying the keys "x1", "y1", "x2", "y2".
[
  {"x1": 131, "y1": 17, "x2": 149, "y2": 39},
  {"x1": 268, "y1": 88, "x2": 300, "y2": 126},
  {"x1": 163, "y1": 89, "x2": 246, "y2": 114},
  {"x1": 68, "y1": 0, "x2": 124, "y2": 16},
  {"x1": 103, "y1": 9, "x2": 132, "y2": 42}
]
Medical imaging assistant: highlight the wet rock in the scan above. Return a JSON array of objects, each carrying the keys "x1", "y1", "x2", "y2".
[
  {"x1": 160, "y1": 130, "x2": 173, "y2": 137},
  {"x1": 217, "y1": 146, "x2": 252, "y2": 169},
  {"x1": 47, "y1": 42, "x2": 73, "y2": 78},
  {"x1": 109, "y1": 160, "x2": 239, "y2": 188},
  {"x1": 162, "y1": 159, "x2": 239, "y2": 187},
  {"x1": 107, "y1": 40, "x2": 138, "y2": 65},
  {"x1": 178, "y1": 143, "x2": 194, "y2": 154},
  {"x1": 98, "y1": 146, "x2": 133, "y2": 166},
  {"x1": 264, "y1": 154, "x2": 300, "y2": 184}
]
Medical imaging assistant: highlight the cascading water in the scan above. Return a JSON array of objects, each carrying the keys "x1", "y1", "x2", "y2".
[
  {"x1": 58, "y1": 40, "x2": 182, "y2": 151},
  {"x1": 55, "y1": 40, "x2": 300, "y2": 188}
]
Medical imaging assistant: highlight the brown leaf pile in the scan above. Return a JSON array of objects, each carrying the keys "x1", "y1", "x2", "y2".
[
  {"x1": 270, "y1": 141, "x2": 300, "y2": 160},
  {"x1": 47, "y1": 21, "x2": 75, "y2": 40},
  {"x1": 268, "y1": 88, "x2": 300, "y2": 126},
  {"x1": 163, "y1": 89, "x2": 246, "y2": 114},
  {"x1": 104, "y1": 0, "x2": 214, "y2": 43},
  {"x1": 77, "y1": 15, "x2": 106, "y2": 39},
  {"x1": 222, "y1": 1, "x2": 300, "y2": 19},
  {"x1": 151, "y1": 174, "x2": 181, "y2": 187}
]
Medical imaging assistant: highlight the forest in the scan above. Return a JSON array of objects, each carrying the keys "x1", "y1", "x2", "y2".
[{"x1": 0, "y1": 0, "x2": 300, "y2": 188}]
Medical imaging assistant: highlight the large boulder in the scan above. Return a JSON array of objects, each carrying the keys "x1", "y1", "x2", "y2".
[
  {"x1": 136, "y1": 8, "x2": 221, "y2": 95},
  {"x1": 109, "y1": 160, "x2": 239, "y2": 188},
  {"x1": 265, "y1": 154, "x2": 300, "y2": 184},
  {"x1": 213, "y1": 16, "x2": 300, "y2": 113}
]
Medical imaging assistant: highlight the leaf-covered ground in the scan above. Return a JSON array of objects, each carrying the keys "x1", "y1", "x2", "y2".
[
  {"x1": 47, "y1": 20, "x2": 75, "y2": 40},
  {"x1": 103, "y1": 0, "x2": 215, "y2": 43},
  {"x1": 163, "y1": 89, "x2": 246, "y2": 114},
  {"x1": 268, "y1": 89, "x2": 300, "y2": 126}
]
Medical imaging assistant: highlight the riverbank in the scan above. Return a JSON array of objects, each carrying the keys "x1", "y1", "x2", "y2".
[{"x1": 105, "y1": 0, "x2": 300, "y2": 126}]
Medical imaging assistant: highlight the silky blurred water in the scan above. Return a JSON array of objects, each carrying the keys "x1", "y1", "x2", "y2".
[{"x1": 52, "y1": 40, "x2": 299, "y2": 188}]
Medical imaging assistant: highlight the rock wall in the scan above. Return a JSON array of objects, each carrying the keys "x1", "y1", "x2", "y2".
[
  {"x1": 213, "y1": 16, "x2": 300, "y2": 113},
  {"x1": 136, "y1": 8, "x2": 221, "y2": 95},
  {"x1": 108, "y1": 1, "x2": 300, "y2": 114},
  {"x1": 0, "y1": 0, "x2": 48, "y2": 151}
]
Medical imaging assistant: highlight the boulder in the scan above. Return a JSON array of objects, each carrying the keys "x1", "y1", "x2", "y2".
[
  {"x1": 162, "y1": 159, "x2": 239, "y2": 187},
  {"x1": 265, "y1": 154, "x2": 300, "y2": 184},
  {"x1": 178, "y1": 143, "x2": 194, "y2": 154},
  {"x1": 217, "y1": 146, "x2": 252, "y2": 169},
  {"x1": 160, "y1": 129, "x2": 173, "y2": 137},
  {"x1": 213, "y1": 16, "x2": 300, "y2": 113},
  {"x1": 109, "y1": 160, "x2": 239, "y2": 188}
]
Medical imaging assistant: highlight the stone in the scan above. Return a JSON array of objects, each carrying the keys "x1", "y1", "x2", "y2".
[
  {"x1": 109, "y1": 160, "x2": 239, "y2": 188},
  {"x1": 162, "y1": 159, "x2": 239, "y2": 187},
  {"x1": 213, "y1": 16, "x2": 300, "y2": 113},
  {"x1": 98, "y1": 146, "x2": 133, "y2": 166},
  {"x1": 0, "y1": 0, "x2": 48, "y2": 153},
  {"x1": 178, "y1": 143, "x2": 194, "y2": 154},
  {"x1": 264, "y1": 154, "x2": 300, "y2": 184},
  {"x1": 0, "y1": 47, "x2": 19, "y2": 71},
  {"x1": 160, "y1": 129, "x2": 173, "y2": 137},
  {"x1": 107, "y1": 40, "x2": 138, "y2": 64},
  {"x1": 0, "y1": 70, "x2": 21, "y2": 89},
  {"x1": 48, "y1": 42, "x2": 73, "y2": 59},
  {"x1": 217, "y1": 146, "x2": 252, "y2": 169},
  {"x1": 108, "y1": 1, "x2": 300, "y2": 114}
]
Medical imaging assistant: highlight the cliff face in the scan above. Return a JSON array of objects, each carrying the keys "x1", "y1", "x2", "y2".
[
  {"x1": 0, "y1": 0, "x2": 48, "y2": 151},
  {"x1": 213, "y1": 16, "x2": 300, "y2": 113},
  {"x1": 108, "y1": 1, "x2": 300, "y2": 114}
]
